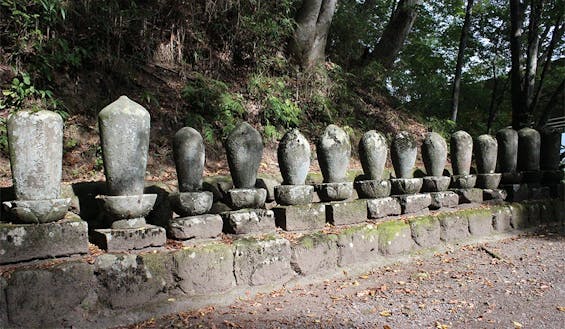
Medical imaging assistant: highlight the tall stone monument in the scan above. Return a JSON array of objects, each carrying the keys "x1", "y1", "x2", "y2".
[
  {"x1": 355, "y1": 130, "x2": 391, "y2": 198},
  {"x1": 1, "y1": 110, "x2": 88, "y2": 264},
  {"x1": 496, "y1": 127, "x2": 527, "y2": 201},
  {"x1": 421, "y1": 132, "x2": 458, "y2": 209},
  {"x1": 539, "y1": 129, "x2": 563, "y2": 196},
  {"x1": 316, "y1": 125, "x2": 353, "y2": 201},
  {"x1": 450, "y1": 130, "x2": 482, "y2": 203},
  {"x1": 92, "y1": 96, "x2": 166, "y2": 251}
]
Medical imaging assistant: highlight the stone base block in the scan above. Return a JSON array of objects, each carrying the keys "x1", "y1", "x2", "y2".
[
  {"x1": 409, "y1": 216, "x2": 440, "y2": 248},
  {"x1": 467, "y1": 209, "x2": 493, "y2": 236},
  {"x1": 492, "y1": 206, "x2": 512, "y2": 232},
  {"x1": 422, "y1": 176, "x2": 451, "y2": 192},
  {"x1": 501, "y1": 172, "x2": 523, "y2": 184},
  {"x1": 377, "y1": 221, "x2": 414, "y2": 255},
  {"x1": 336, "y1": 224, "x2": 379, "y2": 266},
  {"x1": 476, "y1": 173, "x2": 501, "y2": 189},
  {"x1": 395, "y1": 193, "x2": 432, "y2": 214},
  {"x1": 522, "y1": 170, "x2": 542, "y2": 184},
  {"x1": 367, "y1": 197, "x2": 402, "y2": 219},
  {"x1": 354, "y1": 179, "x2": 391, "y2": 198},
  {"x1": 291, "y1": 233, "x2": 339, "y2": 275},
  {"x1": 227, "y1": 188, "x2": 267, "y2": 209},
  {"x1": 169, "y1": 191, "x2": 213, "y2": 217},
  {"x1": 0, "y1": 213, "x2": 88, "y2": 264},
  {"x1": 529, "y1": 186, "x2": 551, "y2": 200},
  {"x1": 316, "y1": 182, "x2": 353, "y2": 202},
  {"x1": 221, "y1": 209, "x2": 275, "y2": 235},
  {"x1": 168, "y1": 214, "x2": 223, "y2": 240},
  {"x1": 274, "y1": 185, "x2": 313, "y2": 205},
  {"x1": 438, "y1": 213, "x2": 470, "y2": 242},
  {"x1": 429, "y1": 191, "x2": 459, "y2": 210},
  {"x1": 390, "y1": 178, "x2": 422, "y2": 195},
  {"x1": 91, "y1": 224, "x2": 166, "y2": 251},
  {"x1": 502, "y1": 184, "x2": 529, "y2": 202},
  {"x1": 483, "y1": 189, "x2": 508, "y2": 201},
  {"x1": 452, "y1": 188, "x2": 483, "y2": 203},
  {"x1": 273, "y1": 204, "x2": 326, "y2": 231},
  {"x1": 541, "y1": 170, "x2": 563, "y2": 184},
  {"x1": 326, "y1": 200, "x2": 368, "y2": 226},
  {"x1": 2, "y1": 198, "x2": 70, "y2": 224},
  {"x1": 450, "y1": 175, "x2": 476, "y2": 189}
]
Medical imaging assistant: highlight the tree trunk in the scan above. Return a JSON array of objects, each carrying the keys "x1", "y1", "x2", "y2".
[
  {"x1": 524, "y1": 0, "x2": 544, "y2": 112},
  {"x1": 509, "y1": 0, "x2": 526, "y2": 129},
  {"x1": 450, "y1": 0, "x2": 475, "y2": 123},
  {"x1": 291, "y1": 0, "x2": 338, "y2": 69},
  {"x1": 366, "y1": 0, "x2": 422, "y2": 69}
]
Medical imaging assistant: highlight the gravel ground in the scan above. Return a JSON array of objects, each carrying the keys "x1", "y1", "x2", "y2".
[{"x1": 121, "y1": 225, "x2": 565, "y2": 329}]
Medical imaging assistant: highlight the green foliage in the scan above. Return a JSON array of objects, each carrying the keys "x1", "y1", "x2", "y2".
[
  {"x1": 0, "y1": 117, "x2": 8, "y2": 156},
  {"x1": 424, "y1": 117, "x2": 457, "y2": 141},
  {"x1": 0, "y1": 72, "x2": 60, "y2": 112}
]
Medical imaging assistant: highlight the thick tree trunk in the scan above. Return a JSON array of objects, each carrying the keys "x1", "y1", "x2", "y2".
[
  {"x1": 291, "y1": 0, "x2": 338, "y2": 69},
  {"x1": 450, "y1": 0, "x2": 475, "y2": 123},
  {"x1": 366, "y1": 0, "x2": 422, "y2": 69},
  {"x1": 509, "y1": 0, "x2": 526, "y2": 129},
  {"x1": 524, "y1": 0, "x2": 544, "y2": 112}
]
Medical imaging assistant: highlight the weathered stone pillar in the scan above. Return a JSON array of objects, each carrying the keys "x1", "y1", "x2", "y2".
[
  {"x1": 540, "y1": 129, "x2": 563, "y2": 192},
  {"x1": 517, "y1": 127, "x2": 542, "y2": 185},
  {"x1": 316, "y1": 125, "x2": 353, "y2": 201},
  {"x1": 355, "y1": 130, "x2": 391, "y2": 198},
  {"x1": 168, "y1": 127, "x2": 222, "y2": 240},
  {"x1": 421, "y1": 132, "x2": 458, "y2": 209},
  {"x1": 92, "y1": 96, "x2": 165, "y2": 251},
  {"x1": 450, "y1": 130, "x2": 482, "y2": 203},
  {"x1": 475, "y1": 134, "x2": 501, "y2": 189}
]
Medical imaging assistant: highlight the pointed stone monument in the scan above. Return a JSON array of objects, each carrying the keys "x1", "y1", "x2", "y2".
[
  {"x1": 222, "y1": 122, "x2": 274, "y2": 234},
  {"x1": 1, "y1": 110, "x2": 88, "y2": 264},
  {"x1": 168, "y1": 127, "x2": 222, "y2": 240},
  {"x1": 517, "y1": 127, "x2": 549, "y2": 199},
  {"x1": 450, "y1": 130, "x2": 482, "y2": 203},
  {"x1": 475, "y1": 134, "x2": 505, "y2": 201},
  {"x1": 92, "y1": 96, "x2": 166, "y2": 251},
  {"x1": 355, "y1": 131, "x2": 391, "y2": 198},
  {"x1": 540, "y1": 129, "x2": 564, "y2": 197},
  {"x1": 496, "y1": 127, "x2": 527, "y2": 201},
  {"x1": 421, "y1": 132, "x2": 458, "y2": 209},
  {"x1": 273, "y1": 129, "x2": 325, "y2": 230}
]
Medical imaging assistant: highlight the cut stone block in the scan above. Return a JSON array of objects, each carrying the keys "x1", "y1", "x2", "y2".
[
  {"x1": 91, "y1": 225, "x2": 166, "y2": 251},
  {"x1": 409, "y1": 216, "x2": 441, "y2": 248},
  {"x1": 429, "y1": 191, "x2": 459, "y2": 210},
  {"x1": 221, "y1": 209, "x2": 275, "y2": 235},
  {"x1": 467, "y1": 209, "x2": 493, "y2": 236},
  {"x1": 172, "y1": 242, "x2": 236, "y2": 294},
  {"x1": 452, "y1": 188, "x2": 483, "y2": 203},
  {"x1": 274, "y1": 184, "x2": 313, "y2": 205},
  {"x1": 226, "y1": 188, "x2": 267, "y2": 209},
  {"x1": 336, "y1": 224, "x2": 380, "y2": 266},
  {"x1": 273, "y1": 204, "x2": 325, "y2": 231},
  {"x1": 492, "y1": 206, "x2": 512, "y2": 232},
  {"x1": 0, "y1": 277, "x2": 6, "y2": 325},
  {"x1": 421, "y1": 176, "x2": 450, "y2": 192},
  {"x1": 526, "y1": 202, "x2": 541, "y2": 225},
  {"x1": 521, "y1": 170, "x2": 542, "y2": 184},
  {"x1": 169, "y1": 191, "x2": 213, "y2": 217},
  {"x1": 503, "y1": 184, "x2": 529, "y2": 202},
  {"x1": 367, "y1": 197, "x2": 402, "y2": 219},
  {"x1": 233, "y1": 236, "x2": 293, "y2": 286},
  {"x1": 450, "y1": 174, "x2": 476, "y2": 189},
  {"x1": 291, "y1": 233, "x2": 339, "y2": 275},
  {"x1": 483, "y1": 189, "x2": 507, "y2": 201},
  {"x1": 0, "y1": 213, "x2": 88, "y2": 264},
  {"x1": 508, "y1": 203, "x2": 529, "y2": 229},
  {"x1": 377, "y1": 220, "x2": 414, "y2": 255},
  {"x1": 390, "y1": 178, "x2": 422, "y2": 195},
  {"x1": 316, "y1": 182, "x2": 353, "y2": 202},
  {"x1": 438, "y1": 212, "x2": 470, "y2": 242},
  {"x1": 354, "y1": 179, "x2": 391, "y2": 199},
  {"x1": 529, "y1": 186, "x2": 551, "y2": 200},
  {"x1": 395, "y1": 193, "x2": 432, "y2": 214},
  {"x1": 501, "y1": 172, "x2": 523, "y2": 184},
  {"x1": 326, "y1": 200, "x2": 368, "y2": 226},
  {"x1": 168, "y1": 214, "x2": 223, "y2": 240}
]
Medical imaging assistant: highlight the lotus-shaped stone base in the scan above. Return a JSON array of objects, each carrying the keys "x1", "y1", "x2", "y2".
[
  {"x1": 354, "y1": 179, "x2": 391, "y2": 199},
  {"x1": 422, "y1": 176, "x2": 451, "y2": 192},
  {"x1": 274, "y1": 185, "x2": 314, "y2": 205},
  {"x1": 227, "y1": 188, "x2": 267, "y2": 209},
  {"x1": 476, "y1": 173, "x2": 501, "y2": 189},
  {"x1": 169, "y1": 191, "x2": 213, "y2": 217},
  {"x1": 501, "y1": 172, "x2": 523, "y2": 184},
  {"x1": 316, "y1": 182, "x2": 353, "y2": 202},
  {"x1": 450, "y1": 175, "x2": 477, "y2": 189},
  {"x1": 390, "y1": 178, "x2": 422, "y2": 195},
  {"x1": 2, "y1": 198, "x2": 70, "y2": 224},
  {"x1": 97, "y1": 194, "x2": 157, "y2": 228}
]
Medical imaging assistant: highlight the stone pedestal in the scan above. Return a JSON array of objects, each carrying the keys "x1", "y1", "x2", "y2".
[
  {"x1": 529, "y1": 186, "x2": 551, "y2": 200},
  {"x1": 0, "y1": 213, "x2": 88, "y2": 264},
  {"x1": 325, "y1": 200, "x2": 367, "y2": 225},
  {"x1": 521, "y1": 170, "x2": 542, "y2": 184},
  {"x1": 274, "y1": 185, "x2": 313, "y2": 205},
  {"x1": 92, "y1": 225, "x2": 166, "y2": 252},
  {"x1": 169, "y1": 191, "x2": 213, "y2": 217},
  {"x1": 395, "y1": 194, "x2": 432, "y2": 214},
  {"x1": 2, "y1": 198, "x2": 71, "y2": 224},
  {"x1": 390, "y1": 178, "x2": 422, "y2": 195},
  {"x1": 452, "y1": 188, "x2": 483, "y2": 203},
  {"x1": 168, "y1": 214, "x2": 223, "y2": 240},
  {"x1": 422, "y1": 176, "x2": 450, "y2": 192},
  {"x1": 476, "y1": 173, "x2": 501, "y2": 189},
  {"x1": 354, "y1": 179, "x2": 391, "y2": 199},
  {"x1": 502, "y1": 184, "x2": 529, "y2": 202},
  {"x1": 429, "y1": 191, "x2": 459, "y2": 209},
  {"x1": 450, "y1": 175, "x2": 476, "y2": 189},
  {"x1": 501, "y1": 172, "x2": 522, "y2": 184},
  {"x1": 226, "y1": 188, "x2": 267, "y2": 209},
  {"x1": 221, "y1": 209, "x2": 275, "y2": 235},
  {"x1": 316, "y1": 182, "x2": 353, "y2": 202},
  {"x1": 483, "y1": 189, "x2": 507, "y2": 201},
  {"x1": 367, "y1": 197, "x2": 401, "y2": 219},
  {"x1": 273, "y1": 204, "x2": 326, "y2": 231}
]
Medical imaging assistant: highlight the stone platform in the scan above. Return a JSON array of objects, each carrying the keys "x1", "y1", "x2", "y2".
[{"x1": 91, "y1": 224, "x2": 166, "y2": 251}]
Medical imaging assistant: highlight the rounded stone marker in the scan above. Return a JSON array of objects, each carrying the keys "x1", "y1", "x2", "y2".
[
  {"x1": 540, "y1": 130, "x2": 561, "y2": 171},
  {"x1": 496, "y1": 127, "x2": 518, "y2": 173},
  {"x1": 317, "y1": 125, "x2": 351, "y2": 183},
  {"x1": 225, "y1": 122, "x2": 264, "y2": 189},
  {"x1": 517, "y1": 127, "x2": 540, "y2": 172},
  {"x1": 451, "y1": 130, "x2": 473, "y2": 176},
  {"x1": 422, "y1": 132, "x2": 447, "y2": 177},
  {"x1": 278, "y1": 129, "x2": 311, "y2": 185},
  {"x1": 390, "y1": 131, "x2": 417, "y2": 179},
  {"x1": 173, "y1": 127, "x2": 205, "y2": 192},
  {"x1": 475, "y1": 134, "x2": 498, "y2": 174},
  {"x1": 359, "y1": 130, "x2": 388, "y2": 180},
  {"x1": 99, "y1": 96, "x2": 150, "y2": 196},
  {"x1": 7, "y1": 110, "x2": 63, "y2": 200}
]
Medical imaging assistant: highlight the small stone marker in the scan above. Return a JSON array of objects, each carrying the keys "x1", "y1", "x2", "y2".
[
  {"x1": 174, "y1": 127, "x2": 205, "y2": 192},
  {"x1": 517, "y1": 127, "x2": 541, "y2": 184},
  {"x1": 421, "y1": 132, "x2": 450, "y2": 193},
  {"x1": 316, "y1": 125, "x2": 353, "y2": 201},
  {"x1": 450, "y1": 130, "x2": 476, "y2": 189},
  {"x1": 390, "y1": 131, "x2": 422, "y2": 196},
  {"x1": 92, "y1": 96, "x2": 165, "y2": 251},
  {"x1": 539, "y1": 129, "x2": 563, "y2": 192},
  {"x1": 355, "y1": 131, "x2": 391, "y2": 198},
  {"x1": 496, "y1": 127, "x2": 522, "y2": 184},
  {"x1": 475, "y1": 134, "x2": 501, "y2": 190}
]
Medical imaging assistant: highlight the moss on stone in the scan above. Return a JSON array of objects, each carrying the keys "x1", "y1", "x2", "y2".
[
  {"x1": 377, "y1": 220, "x2": 410, "y2": 243},
  {"x1": 297, "y1": 232, "x2": 338, "y2": 250},
  {"x1": 141, "y1": 252, "x2": 172, "y2": 277}
]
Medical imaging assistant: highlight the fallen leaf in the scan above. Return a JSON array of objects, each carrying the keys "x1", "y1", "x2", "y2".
[
  {"x1": 512, "y1": 321, "x2": 523, "y2": 328},
  {"x1": 380, "y1": 310, "x2": 392, "y2": 317},
  {"x1": 435, "y1": 321, "x2": 450, "y2": 329},
  {"x1": 557, "y1": 306, "x2": 565, "y2": 312}
]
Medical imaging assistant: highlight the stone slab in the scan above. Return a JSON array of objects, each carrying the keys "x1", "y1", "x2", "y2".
[
  {"x1": 395, "y1": 193, "x2": 432, "y2": 214},
  {"x1": 492, "y1": 206, "x2": 512, "y2": 232},
  {"x1": 91, "y1": 224, "x2": 166, "y2": 251},
  {"x1": 0, "y1": 213, "x2": 88, "y2": 265},
  {"x1": 336, "y1": 224, "x2": 380, "y2": 266},
  {"x1": 377, "y1": 220, "x2": 414, "y2": 255},
  {"x1": 467, "y1": 209, "x2": 493, "y2": 236},
  {"x1": 438, "y1": 213, "x2": 470, "y2": 242},
  {"x1": 367, "y1": 197, "x2": 402, "y2": 219},
  {"x1": 326, "y1": 200, "x2": 368, "y2": 226},
  {"x1": 168, "y1": 214, "x2": 223, "y2": 240},
  {"x1": 273, "y1": 204, "x2": 326, "y2": 231},
  {"x1": 221, "y1": 209, "x2": 276, "y2": 235},
  {"x1": 409, "y1": 216, "x2": 441, "y2": 248},
  {"x1": 508, "y1": 203, "x2": 529, "y2": 229},
  {"x1": 483, "y1": 189, "x2": 507, "y2": 201},
  {"x1": 429, "y1": 191, "x2": 459, "y2": 210},
  {"x1": 452, "y1": 188, "x2": 483, "y2": 203},
  {"x1": 233, "y1": 236, "x2": 294, "y2": 286},
  {"x1": 291, "y1": 233, "x2": 339, "y2": 275}
]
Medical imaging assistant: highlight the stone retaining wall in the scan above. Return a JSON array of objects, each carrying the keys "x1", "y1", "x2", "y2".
[{"x1": 1, "y1": 199, "x2": 563, "y2": 329}]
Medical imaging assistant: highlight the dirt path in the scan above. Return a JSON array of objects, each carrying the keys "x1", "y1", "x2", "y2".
[{"x1": 121, "y1": 226, "x2": 565, "y2": 329}]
